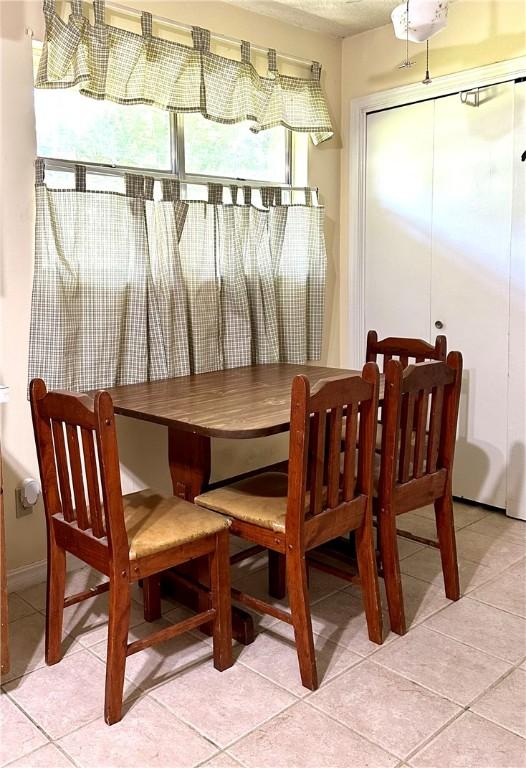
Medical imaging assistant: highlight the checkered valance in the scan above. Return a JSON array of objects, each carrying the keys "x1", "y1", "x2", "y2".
[
  {"x1": 34, "y1": 0, "x2": 334, "y2": 145},
  {"x1": 28, "y1": 164, "x2": 327, "y2": 392}
]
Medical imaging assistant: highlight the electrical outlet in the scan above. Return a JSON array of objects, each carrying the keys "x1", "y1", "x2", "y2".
[{"x1": 15, "y1": 488, "x2": 33, "y2": 518}]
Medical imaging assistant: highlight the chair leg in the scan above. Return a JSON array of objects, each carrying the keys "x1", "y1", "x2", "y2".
[
  {"x1": 104, "y1": 574, "x2": 131, "y2": 726},
  {"x1": 45, "y1": 539, "x2": 66, "y2": 666},
  {"x1": 379, "y1": 508, "x2": 406, "y2": 636},
  {"x1": 268, "y1": 551, "x2": 287, "y2": 599},
  {"x1": 210, "y1": 531, "x2": 233, "y2": 672},
  {"x1": 355, "y1": 519, "x2": 383, "y2": 645},
  {"x1": 286, "y1": 549, "x2": 318, "y2": 691},
  {"x1": 143, "y1": 575, "x2": 161, "y2": 622},
  {"x1": 435, "y1": 491, "x2": 460, "y2": 601}
]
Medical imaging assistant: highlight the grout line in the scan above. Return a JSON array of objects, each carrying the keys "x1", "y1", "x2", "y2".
[
  {"x1": 301, "y1": 697, "x2": 401, "y2": 763},
  {"x1": 422, "y1": 619, "x2": 524, "y2": 666},
  {"x1": 310, "y1": 681, "x2": 464, "y2": 766},
  {"x1": 166, "y1": 691, "x2": 300, "y2": 753},
  {"x1": 465, "y1": 591, "x2": 526, "y2": 620},
  {"x1": 465, "y1": 655, "x2": 526, "y2": 710},
  {"x1": 234, "y1": 629, "x2": 369, "y2": 700},
  {"x1": 401, "y1": 708, "x2": 468, "y2": 765}
]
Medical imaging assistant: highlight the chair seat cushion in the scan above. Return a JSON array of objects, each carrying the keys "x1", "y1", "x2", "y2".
[
  {"x1": 195, "y1": 472, "x2": 296, "y2": 533},
  {"x1": 123, "y1": 490, "x2": 230, "y2": 560}
]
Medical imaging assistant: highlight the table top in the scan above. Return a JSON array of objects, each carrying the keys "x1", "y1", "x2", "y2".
[{"x1": 104, "y1": 363, "x2": 383, "y2": 439}]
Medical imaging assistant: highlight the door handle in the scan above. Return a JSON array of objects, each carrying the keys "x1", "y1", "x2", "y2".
[{"x1": 435, "y1": 320, "x2": 444, "y2": 330}]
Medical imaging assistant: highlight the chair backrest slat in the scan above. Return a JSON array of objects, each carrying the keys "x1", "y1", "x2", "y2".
[
  {"x1": 327, "y1": 406, "x2": 344, "y2": 509},
  {"x1": 426, "y1": 385, "x2": 444, "y2": 474},
  {"x1": 398, "y1": 391, "x2": 416, "y2": 483},
  {"x1": 80, "y1": 426, "x2": 105, "y2": 538},
  {"x1": 51, "y1": 420, "x2": 74, "y2": 522},
  {"x1": 65, "y1": 424, "x2": 89, "y2": 530},
  {"x1": 30, "y1": 380, "x2": 127, "y2": 560},
  {"x1": 342, "y1": 404, "x2": 358, "y2": 501},
  {"x1": 289, "y1": 364, "x2": 379, "y2": 538},
  {"x1": 308, "y1": 410, "x2": 326, "y2": 517},
  {"x1": 412, "y1": 390, "x2": 429, "y2": 478}
]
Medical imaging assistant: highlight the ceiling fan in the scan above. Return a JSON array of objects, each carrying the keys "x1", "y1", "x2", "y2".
[{"x1": 391, "y1": 0, "x2": 449, "y2": 81}]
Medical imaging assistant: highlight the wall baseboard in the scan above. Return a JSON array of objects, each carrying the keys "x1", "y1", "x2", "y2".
[{"x1": 7, "y1": 554, "x2": 85, "y2": 594}]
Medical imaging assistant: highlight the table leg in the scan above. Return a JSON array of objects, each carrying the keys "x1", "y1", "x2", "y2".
[
  {"x1": 168, "y1": 429, "x2": 211, "y2": 502},
  {"x1": 166, "y1": 427, "x2": 255, "y2": 645}
]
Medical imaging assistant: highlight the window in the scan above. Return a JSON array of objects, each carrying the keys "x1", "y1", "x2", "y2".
[{"x1": 32, "y1": 42, "x2": 297, "y2": 189}]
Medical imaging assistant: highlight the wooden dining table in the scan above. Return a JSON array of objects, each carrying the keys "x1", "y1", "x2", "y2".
[{"x1": 104, "y1": 362, "x2": 384, "y2": 643}]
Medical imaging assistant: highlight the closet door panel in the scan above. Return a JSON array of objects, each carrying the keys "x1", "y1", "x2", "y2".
[
  {"x1": 507, "y1": 80, "x2": 526, "y2": 519},
  {"x1": 365, "y1": 101, "x2": 434, "y2": 347},
  {"x1": 431, "y1": 84, "x2": 514, "y2": 507}
]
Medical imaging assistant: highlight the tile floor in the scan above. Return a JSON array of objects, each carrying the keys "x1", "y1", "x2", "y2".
[{"x1": 1, "y1": 502, "x2": 525, "y2": 768}]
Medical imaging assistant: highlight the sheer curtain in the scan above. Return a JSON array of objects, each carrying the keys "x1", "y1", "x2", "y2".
[{"x1": 29, "y1": 166, "x2": 327, "y2": 392}]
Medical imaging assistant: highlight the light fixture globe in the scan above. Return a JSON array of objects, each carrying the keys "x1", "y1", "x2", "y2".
[{"x1": 391, "y1": 0, "x2": 448, "y2": 43}]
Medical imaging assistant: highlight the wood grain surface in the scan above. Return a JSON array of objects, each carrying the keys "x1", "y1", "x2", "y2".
[{"x1": 102, "y1": 364, "x2": 385, "y2": 438}]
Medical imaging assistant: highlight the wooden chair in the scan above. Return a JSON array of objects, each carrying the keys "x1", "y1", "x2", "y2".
[
  {"x1": 376, "y1": 352, "x2": 463, "y2": 636},
  {"x1": 30, "y1": 379, "x2": 233, "y2": 725},
  {"x1": 366, "y1": 330, "x2": 447, "y2": 370},
  {"x1": 194, "y1": 364, "x2": 383, "y2": 690}
]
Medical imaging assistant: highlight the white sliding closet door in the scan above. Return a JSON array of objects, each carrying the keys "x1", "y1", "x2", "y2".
[
  {"x1": 365, "y1": 101, "x2": 434, "y2": 348},
  {"x1": 364, "y1": 82, "x2": 517, "y2": 509},
  {"x1": 507, "y1": 80, "x2": 525, "y2": 520},
  {"x1": 431, "y1": 83, "x2": 514, "y2": 508}
]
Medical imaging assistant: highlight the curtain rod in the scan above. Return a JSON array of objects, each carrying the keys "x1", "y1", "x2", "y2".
[
  {"x1": 65, "y1": 0, "x2": 315, "y2": 68},
  {"x1": 39, "y1": 156, "x2": 318, "y2": 193}
]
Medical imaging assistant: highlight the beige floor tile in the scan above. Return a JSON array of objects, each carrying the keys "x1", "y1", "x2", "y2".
[
  {"x1": 202, "y1": 753, "x2": 243, "y2": 768},
  {"x1": 4, "y1": 649, "x2": 139, "y2": 740},
  {"x1": 7, "y1": 594, "x2": 36, "y2": 623},
  {"x1": 230, "y1": 565, "x2": 349, "y2": 636},
  {"x1": 1, "y1": 613, "x2": 80, "y2": 684},
  {"x1": 455, "y1": 529, "x2": 524, "y2": 569},
  {"x1": 5, "y1": 744, "x2": 74, "y2": 768},
  {"x1": 236, "y1": 622, "x2": 362, "y2": 696},
  {"x1": 396, "y1": 513, "x2": 438, "y2": 541},
  {"x1": 469, "y1": 568, "x2": 526, "y2": 618},
  {"x1": 229, "y1": 701, "x2": 398, "y2": 768},
  {"x1": 128, "y1": 581, "x2": 188, "y2": 616},
  {"x1": 237, "y1": 563, "x2": 348, "y2": 605},
  {"x1": 309, "y1": 589, "x2": 395, "y2": 655},
  {"x1": 90, "y1": 617, "x2": 214, "y2": 691},
  {"x1": 397, "y1": 536, "x2": 427, "y2": 561},
  {"x1": 508, "y1": 558, "x2": 526, "y2": 579},
  {"x1": 466, "y1": 513, "x2": 526, "y2": 545},
  {"x1": 17, "y1": 567, "x2": 102, "y2": 613},
  {"x1": 409, "y1": 711, "x2": 526, "y2": 768},
  {"x1": 62, "y1": 591, "x2": 145, "y2": 648},
  {"x1": 58, "y1": 696, "x2": 217, "y2": 768},
  {"x1": 0, "y1": 694, "x2": 48, "y2": 767},
  {"x1": 310, "y1": 660, "x2": 460, "y2": 759},
  {"x1": 373, "y1": 625, "x2": 511, "y2": 706},
  {"x1": 380, "y1": 574, "x2": 451, "y2": 628},
  {"x1": 151, "y1": 659, "x2": 296, "y2": 747},
  {"x1": 424, "y1": 598, "x2": 526, "y2": 663},
  {"x1": 412, "y1": 502, "x2": 488, "y2": 530},
  {"x1": 400, "y1": 547, "x2": 498, "y2": 593},
  {"x1": 471, "y1": 668, "x2": 526, "y2": 738},
  {"x1": 231, "y1": 552, "x2": 267, "y2": 585}
]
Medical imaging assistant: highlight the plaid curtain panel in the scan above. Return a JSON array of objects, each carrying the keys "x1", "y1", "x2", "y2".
[
  {"x1": 35, "y1": 0, "x2": 334, "y2": 145},
  {"x1": 28, "y1": 170, "x2": 327, "y2": 392}
]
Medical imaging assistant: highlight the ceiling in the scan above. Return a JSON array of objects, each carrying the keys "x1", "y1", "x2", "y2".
[{"x1": 223, "y1": 0, "x2": 400, "y2": 38}]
